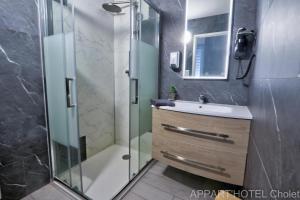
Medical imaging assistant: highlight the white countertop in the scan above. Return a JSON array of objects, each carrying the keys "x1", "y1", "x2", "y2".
[{"x1": 157, "y1": 100, "x2": 252, "y2": 120}]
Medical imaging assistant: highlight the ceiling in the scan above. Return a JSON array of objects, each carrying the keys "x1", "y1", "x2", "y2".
[{"x1": 187, "y1": 0, "x2": 231, "y2": 20}]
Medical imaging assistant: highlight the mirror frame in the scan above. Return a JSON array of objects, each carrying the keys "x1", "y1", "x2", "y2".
[{"x1": 182, "y1": 0, "x2": 234, "y2": 80}]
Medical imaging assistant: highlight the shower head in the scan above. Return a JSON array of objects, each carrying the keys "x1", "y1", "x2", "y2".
[
  {"x1": 102, "y1": 1, "x2": 131, "y2": 13},
  {"x1": 102, "y1": 3, "x2": 122, "y2": 13}
]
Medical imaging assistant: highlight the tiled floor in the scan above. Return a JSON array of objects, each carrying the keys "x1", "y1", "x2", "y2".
[
  {"x1": 121, "y1": 161, "x2": 241, "y2": 200},
  {"x1": 22, "y1": 161, "x2": 241, "y2": 200},
  {"x1": 22, "y1": 183, "x2": 80, "y2": 200}
]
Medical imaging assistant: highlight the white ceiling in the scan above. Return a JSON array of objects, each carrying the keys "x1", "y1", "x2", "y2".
[{"x1": 187, "y1": 0, "x2": 231, "y2": 20}]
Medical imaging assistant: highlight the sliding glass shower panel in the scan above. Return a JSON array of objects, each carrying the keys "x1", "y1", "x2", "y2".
[
  {"x1": 65, "y1": 31, "x2": 82, "y2": 192},
  {"x1": 43, "y1": 0, "x2": 82, "y2": 192},
  {"x1": 129, "y1": 0, "x2": 160, "y2": 177},
  {"x1": 129, "y1": 39, "x2": 140, "y2": 178},
  {"x1": 138, "y1": 0, "x2": 160, "y2": 170},
  {"x1": 44, "y1": 33, "x2": 71, "y2": 183},
  {"x1": 138, "y1": 41, "x2": 159, "y2": 169}
]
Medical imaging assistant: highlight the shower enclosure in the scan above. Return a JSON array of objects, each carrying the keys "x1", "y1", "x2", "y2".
[{"x1": 40, "y1": 0, "x2": 160, "y2": 199}]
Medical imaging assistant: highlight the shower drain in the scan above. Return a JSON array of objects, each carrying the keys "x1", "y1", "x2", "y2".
[{"x1": 122, "y1": 154, "x2": 131, "y2": 160}]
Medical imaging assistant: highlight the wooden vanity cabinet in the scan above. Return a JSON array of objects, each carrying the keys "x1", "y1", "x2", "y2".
[{"x1": 152, "y1": 108, "x2": 251, "y2": 186}]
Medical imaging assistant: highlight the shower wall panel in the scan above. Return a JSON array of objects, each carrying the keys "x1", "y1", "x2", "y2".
[
  {"x1": 114, "y1": 7, "x2": 131, "y2": 147},
  {"x1": 74, "y1": 0, "x2": 115, "y2": 158}
]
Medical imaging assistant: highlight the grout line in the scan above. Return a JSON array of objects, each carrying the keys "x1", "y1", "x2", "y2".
[
  {"x1": 138, "y1": 179, "x2": 175, "y2": 198},
  {"x1": 134, "y1": 182, "x2": 174, "y2": 200},
  {"x1": 131, "y1": 192, "x2": 147, "y2": 200}
]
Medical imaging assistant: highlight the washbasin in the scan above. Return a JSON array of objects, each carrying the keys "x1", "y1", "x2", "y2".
[{"x1": 158, "y1": 100, "x2": 252, "y2": 120}]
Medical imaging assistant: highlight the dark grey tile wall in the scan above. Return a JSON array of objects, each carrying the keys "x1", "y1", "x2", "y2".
[
  {"x1": 148, "y1": 0, "x2": 257, "y2": 105},
  {"x1": 244, "y1": 0, "x2": 300, "y2": 198},
  {"x1": 0, "y1": 0, "x2": 50, "y2": 199}
]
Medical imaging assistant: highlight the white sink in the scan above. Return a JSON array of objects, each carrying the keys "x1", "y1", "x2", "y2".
[{"x1": 158, "y1": 100, "x2": 252, "y2": 120}]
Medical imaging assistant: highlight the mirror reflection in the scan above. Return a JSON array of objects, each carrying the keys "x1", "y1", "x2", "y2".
[{"x1": 183, "y1": 0, "x2": 233, "y2": 79}]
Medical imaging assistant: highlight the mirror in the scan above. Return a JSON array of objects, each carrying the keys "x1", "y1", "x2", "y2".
[{"x1": 183, "y1": 0, "x2": 233, "y2": 79}]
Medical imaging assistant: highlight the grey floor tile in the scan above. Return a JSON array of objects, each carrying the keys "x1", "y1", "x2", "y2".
[
  {"x1": 140, "y1": 171, "x2": 194, "y2": 199},
  {"x1": 22, "y1": 196, "x2": 35, "y2": 200},
  {"x1": 23, "y1": 184, "x2": 73, "y2": 200},
  {"x1": 172, "y1": 197, "x2": 184, "y2": 200},
  {"x1": 131, "y1": 181, "x2": 173, "y2": 200},
  {"x1": 22, "y1": 162, "x2": 236, "y2": 200},
  {"x1": 122, "y1": 192, "x2": 146, "y2": 200},
  {"x1": 148, "y1": 162, "x2": 168, "y2": 176},
  {"x1": 121, "y1": 162, "x2": 239, "y2": 200}
]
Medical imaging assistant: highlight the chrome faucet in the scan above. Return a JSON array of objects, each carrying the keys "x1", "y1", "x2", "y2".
[{"x1": 199, "y1": 95, "x2": 208, "y2": 104}]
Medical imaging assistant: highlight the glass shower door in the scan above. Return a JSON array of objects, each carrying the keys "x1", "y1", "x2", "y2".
[
  {"x1": 130, "y1": 0, "x2": 160, "y2": 178},
  {"x1": 43, "y1": 0, "x2": 82, "y2": 192}
]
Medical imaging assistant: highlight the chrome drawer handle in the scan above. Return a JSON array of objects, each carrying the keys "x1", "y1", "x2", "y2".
[
  {"x1": 160, "y1": 151, "x2": 230, "y2": 177},
  {"x1": 161, "y1": 124, "x2": 233, "y2": 144}
]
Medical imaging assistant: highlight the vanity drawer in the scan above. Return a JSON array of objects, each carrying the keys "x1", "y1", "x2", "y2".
[
  {"x1": 152, "y1": 108, "x2": 250, "y2": 154},
  {"x1": 152, "y1": 131, "x2": 247, "y2": 185}
]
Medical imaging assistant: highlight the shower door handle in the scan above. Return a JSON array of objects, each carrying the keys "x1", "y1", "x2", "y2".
[
  {"x1": 66, "y1": 78, "x2": 76, "y2": 108},
  {"x1": 131, "y1": 78, "x2": 138, "y2": 104}
]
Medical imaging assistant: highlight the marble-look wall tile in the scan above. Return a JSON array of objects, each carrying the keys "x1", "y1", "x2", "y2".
[
  {"x1": 0, "y1": 161, "x2": 27, "y2": 200},
  {"x1": 244, "y1": 139, "x2": 273, "y2": 199},
  {"x1": 0, "y1": 0, "x2": 39, "y2": 36},
  {"x1": 114, "y1": 7, "x2": 130, "y2": 147},
  {"x1": 0, "y1": 0, "x2": 50, "y2": 199},
  {"x1": 23, "y1": 151, "x2": 50, "y2": 193},
  {"x1": 244, "y1": 0, "x2": 300, "y2": 197},
  {"x1": 74, "y1": 0, "x2": 115, "y2": 158},
  {"x1": 253, "y1": 0, "x2": 300, "y2": 80},
  {"x1": 148, "y1": 0, "x2": 257, "y2": 105},
  {"x1": 246, "y1": 78, "x2": 300, "y2": 191}
]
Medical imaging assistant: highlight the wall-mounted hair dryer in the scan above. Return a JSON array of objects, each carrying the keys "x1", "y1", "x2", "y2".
[
  {"x1": 234, "y1": 28, "x2": 256, "y2": 60},
  {"x1": 234, "y1": 28, "x2": 256, "y2": 80}
]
